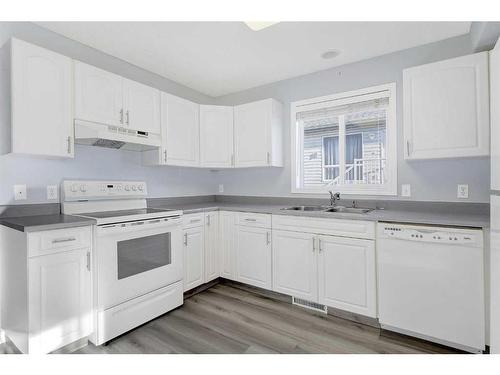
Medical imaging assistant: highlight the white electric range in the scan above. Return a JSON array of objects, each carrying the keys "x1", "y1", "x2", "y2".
[{"x1": 61, "y1": 180, "x2": 184, "y2": 345}]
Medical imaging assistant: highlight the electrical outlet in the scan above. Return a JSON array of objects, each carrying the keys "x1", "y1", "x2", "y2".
[
  {"x1": 401, "y1": 184, "x2": 411, "y2": 197},
  {"x1": 14, "y1": 184, "x2": 27, "y2": 200},
  {"x1": 218, "y1": 184, "x2": 224, "y2": 193},
  {"x1": 47, "y1": 185, "x2": 58, "y2": 200},
  {"x1": 457, "y1": 184, "x2": 469, "y2": 199}
]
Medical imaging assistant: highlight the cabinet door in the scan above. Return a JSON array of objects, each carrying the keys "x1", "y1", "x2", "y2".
[
  {"x1": 234, "y1": 99, "x2": 271, "y2": 167},
  {"x1": 491, "y1": 38, "x2": 500, "y2": 190},
  {"x1": 28, "y1": 248, "x2": 91, "y2": 354},
  {"x1": 11, "y1": 38, "x2": 74, "y2": 158},
  {"x1": 219, "y1": 211, "x2": 238, "y2": 280},
  {"x1": 236, "y1": 225, "x2": 272, "y2": 290},
  {"x1": 200, "y1": 105, "x2": 234, "y2": 168},
  {"x1": 123, "y1": 78, "x2": 160, "y2": 134},
  {"x1": 403, "y1": 52, "x2": 489, "y2": 160},
  {"x1": 74, "y1": 61, "x2": 123, "y2": 127},
  {"x1": 318, "y1": 235, "x2": 376, "y2": 317},
  {"x1": 163, "y1": 93, "x2": 200, "y2": 166},
  {"x1": 183, "y1": 226, "x2": 204, "y2": 291},
  {"x1": 272, "y1": 230, "x2": 318, "y2": 301},
  {"x1": 204, "y1": 212, "x2": 219, "y2": 283}
]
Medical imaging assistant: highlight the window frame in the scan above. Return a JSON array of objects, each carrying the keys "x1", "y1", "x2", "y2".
[{"x1": 291, "y1": 83, "x2": 397, "y2": 196}]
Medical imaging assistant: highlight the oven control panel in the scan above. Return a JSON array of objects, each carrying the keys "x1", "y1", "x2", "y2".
[{"x1": 62, "y1": 180, "x2": 147, "y2": 200}]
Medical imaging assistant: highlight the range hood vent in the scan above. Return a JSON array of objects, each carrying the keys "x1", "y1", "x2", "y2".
[{"x1": 74, "y1": 120, "x2": 161, "y2": 151}]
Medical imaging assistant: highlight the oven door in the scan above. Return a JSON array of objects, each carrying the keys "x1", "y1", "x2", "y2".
[{"x1": 95, "y1": 216, "x2": 183, "y2": 309}]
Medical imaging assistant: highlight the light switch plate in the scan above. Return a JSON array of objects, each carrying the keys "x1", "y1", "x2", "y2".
[
  {"x1": 218, "y1": 184, "x2": 224, "y2": 193},
  {"x1": 47, "y1": 185, "x2": 58, "y2": 200},
  {"x1": 14, "y1": 184, "x2": 27, "y2": 200},
  {"x1": 401, "y1": 184, "x2": 411, "y2": 197},
  {"x1": 457, "y1": 184, "x2": 469, "y2": 199}
]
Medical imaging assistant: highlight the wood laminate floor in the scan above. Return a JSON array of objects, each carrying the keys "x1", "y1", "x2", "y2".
[{"x1": 1, "y1": 283, "x2": 463, "y2": 354}]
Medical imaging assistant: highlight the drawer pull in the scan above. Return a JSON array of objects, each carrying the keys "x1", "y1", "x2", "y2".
[
  {"x1": 190, "y1": 219, "x2": 201, "y2": 224},
  {"x1": 52, "y1": 237, "x2": 76, "y2": 244},
  {"x1": 244, "y1": 218, "x2": 257, "y2": 222}
]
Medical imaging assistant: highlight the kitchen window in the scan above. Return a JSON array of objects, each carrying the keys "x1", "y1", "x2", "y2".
[{"x1": 291, "y1": 83, "x2": 397, "y2": 195}]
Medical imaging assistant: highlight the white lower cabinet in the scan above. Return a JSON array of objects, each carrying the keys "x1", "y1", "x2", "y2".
[
  {"x1": 317, "y1": 235, "x2": 376, "y2": 318},
  {"x1": 183, "y1": 225, "x2": 205, "y2": 292},
  {"x1": 0, "y1": 225, "x2": 92, "y2": 354},
  {"x1": 272, "y1": 230, "x2": 317, "y2": 301},
  {"x1": 271, "y1": 223, "x2": 376, "y2": 318},
  {"x1": 182, "y1": 212, "x2": 221, "y2": 291},
  {"x1": 236, "y1": 224, "x2": 272, "y2": 290},
  {"x1": 204, "y1": 212, "x2": 219, "y2": 283},
  {"x1": 29, "y1": 248, "x2": 92, "y2": 354},
  {"x1": 219, "y1": 211, "x2": 238, "y2": 280}
]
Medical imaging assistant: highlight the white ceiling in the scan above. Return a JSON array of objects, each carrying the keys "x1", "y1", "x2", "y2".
[{"x1": 37, "y1": 22, "x2": 471, "y2": 97}]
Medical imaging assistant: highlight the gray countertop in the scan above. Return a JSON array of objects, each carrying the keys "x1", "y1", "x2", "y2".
[
  {"x1": 150, "y1": 202, "x2": 490, "y2": 229},
  {"x1": 0, "y1": 200, "x2": 489, "y2": 233},
  {"x1": 0, "y1": 214, "x2": 96, "y2": 233}
]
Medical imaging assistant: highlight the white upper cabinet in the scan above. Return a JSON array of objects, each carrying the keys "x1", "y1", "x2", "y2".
[
  {"x1": 403, "y1": 52, "x2": 490, "y2": 160},
  {"x1": 74, "y1": 61, "x2": 123, "y2": 127},
  {"x1": 74, "y1": 61, "x2": 160, "y2": 134},
  {"x1": 1, "y1": 38, "x2": 74, "y2": 158},
  {"x1": 491, "y1": 38, "x2": 500, "y2": 191},
  {"x1": 163, "y1": 93, "x2": 200, "y2": 167},
  {"x1": 200, "y1": 105, "x2": 234, "y2": 168},
  {"x1": 122, "y1": 78, "x2": 160, "y2": 134},
  {"x1": 234, "y1": 98, "x2": 283, "y2": 167}
]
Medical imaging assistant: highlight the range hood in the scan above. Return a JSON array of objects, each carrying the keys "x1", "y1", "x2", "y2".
[{"x1": 74, "y1": 120, "x2": 161, "y2": 151}]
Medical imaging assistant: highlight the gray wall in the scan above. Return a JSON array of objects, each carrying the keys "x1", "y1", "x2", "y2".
[
  {"x1": 0, "y1": 22, "x2": 218, "y2": 206},
  {"x1": 0, "y1": 23, "x2": 494, "y2": 205},
  {"x1": 213, "y1": 34, "x2": 491, "y2": 203}
]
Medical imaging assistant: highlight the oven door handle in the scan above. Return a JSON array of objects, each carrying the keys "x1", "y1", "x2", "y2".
[{"x1": 97, "y1": 217, "x2": 181, "y2": 234}]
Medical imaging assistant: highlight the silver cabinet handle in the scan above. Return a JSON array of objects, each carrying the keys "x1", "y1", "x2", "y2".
[
  {"x1": 206, "y1": 215, "x2": 211, "y2": 226},
  {"x1": 318, "y1": 238, "x2": 323, "y2": 253},
  {"x1": 266, "y1": 231, "x2": 271, "y2": 245},
  {"x1": 184, "y1": 233, "x2": 188, "y2": 246},
  {"x1": 52, "y1": 237, "x2": 76, "y2": 244},
  {"x1": 406, "y1": 140, "x2": 410, "y2": 157},
  {"x1": 312, "y1": 237, "x2": 316, "y2": 252},
  {"x1": 126, "y1": 110, "x2": 130, "y2": 125},
  {"x1": 266, "y1": 152, "x2": 271, "y2": 165},
  {"x1": 120, "y1": 109, "x2": 124, "y2": 124},
  {"x1": 163, "y1": 150, "x2": 167, "y2": 163},
  {"x1": 86, "y1": 251, "x2": 90, "y2": 271},
  {"x1": 67, "y1": 136, "x2": 72, "y2": 154},
  {"x1": 190, "y1": 219, "x2": 201, "y2": 224},
  {"x1": 244, "y1": 218, "x2": 257, "y2": 222}
]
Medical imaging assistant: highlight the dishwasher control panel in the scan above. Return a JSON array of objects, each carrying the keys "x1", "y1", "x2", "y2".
[{"x1": 379, "y1": 223, "x2": 482, "y2": 246}]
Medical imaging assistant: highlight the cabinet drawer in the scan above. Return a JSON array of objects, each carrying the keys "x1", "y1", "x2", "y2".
[
  {"x1": 238, "y1": 213, "x2": 271, "y2": 228},
  {"x1": 272, "y1": 215, "x2": 375, "y2": 240},
  {"x1": 28, "y1": 226, "x2": 92, "y2": 257},
  {"x1": 182, "y1": 213, "x2": 205, "y2": 228}
]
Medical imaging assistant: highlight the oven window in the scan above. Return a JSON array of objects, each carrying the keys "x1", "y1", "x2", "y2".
[{"x1": 117, "y1": 233, "x2": 171, "y2": 280}]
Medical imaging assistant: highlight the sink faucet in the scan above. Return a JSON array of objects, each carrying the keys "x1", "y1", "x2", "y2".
[{"x1": 328, "y1": 191, "x2": 340, "y2": 207}]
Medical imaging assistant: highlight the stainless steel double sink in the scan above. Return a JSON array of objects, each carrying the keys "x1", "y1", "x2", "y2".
[{"x1": 281, "y1": 205, "x2": 372, "y2": 214}]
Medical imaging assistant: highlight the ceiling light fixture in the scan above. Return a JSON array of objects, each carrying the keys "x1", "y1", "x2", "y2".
[
  {"x1": 321, "y1": 50, "x2": 341, "y2": 59},
  {"x1": 244, "y1": 22, "x2": 279, "y2": 31}
]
